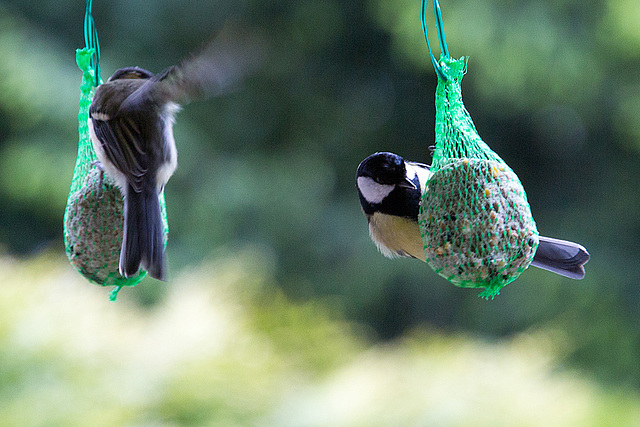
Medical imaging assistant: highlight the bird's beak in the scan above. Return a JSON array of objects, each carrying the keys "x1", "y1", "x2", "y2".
[{"x1": 398, "y1": 177, "x2": 417, "y2": 190}]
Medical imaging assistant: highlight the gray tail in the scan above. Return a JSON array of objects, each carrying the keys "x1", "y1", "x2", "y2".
[
  {"x1": 120, "y1": 185, "x2": 166, "y2": 281},
  {"x1": 531, "y1": 236, "x2": 590, "y2": 280}
]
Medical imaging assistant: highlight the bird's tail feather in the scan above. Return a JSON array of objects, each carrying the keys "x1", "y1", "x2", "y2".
[
  {"x1": 531, "y1": 236, "x2": 589, "y2": 280},
  {"x1": 120, "y1": 185, "x2": 166, "y2": 281}
]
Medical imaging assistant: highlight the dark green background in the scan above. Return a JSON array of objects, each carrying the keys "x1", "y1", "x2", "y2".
[{"x1": 1, "y1": 0, "x2": 639, "y2": 393}]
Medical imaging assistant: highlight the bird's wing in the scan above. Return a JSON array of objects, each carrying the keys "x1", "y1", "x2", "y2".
[
  {"x1": 91, "y1": 112, "x2": 149, "y2": 192},
  {"x1": 120, "y1": 23, "x2": 265, "y2": 110}
]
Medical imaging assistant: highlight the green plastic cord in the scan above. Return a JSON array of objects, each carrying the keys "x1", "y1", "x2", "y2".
[
  {"x1": 421, "y1": 0, "x2": 450, "y2": 81},
  {"x1": 84, "y1": 0, "x2": 101, "y2": 87}
]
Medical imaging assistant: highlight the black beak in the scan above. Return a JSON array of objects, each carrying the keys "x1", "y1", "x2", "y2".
[{"x1": 398, "y1": 177, "x2": 417, "y2": 190}]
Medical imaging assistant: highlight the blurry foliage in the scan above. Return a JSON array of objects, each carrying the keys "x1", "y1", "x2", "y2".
[
  {"x1": 1, "y1": 252, "x2": 640, "y2": 425},
  {"x1": 1, "y1": 0, "x2": 640, "y2": 402}
]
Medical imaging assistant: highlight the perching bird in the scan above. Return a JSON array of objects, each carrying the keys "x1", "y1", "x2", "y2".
[
  {"x1": 356, "y1": 152, "x2": 590, "y2": 279},
  {"x1": 88, "y1": 25, "x2": 263, "y2": 280}
]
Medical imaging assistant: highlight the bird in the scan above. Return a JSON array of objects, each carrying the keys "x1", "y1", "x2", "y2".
[
  {"x1": 356, "y1": 152, "x2": 590, "y2": 279},
  {"x1": 88, "y1": 66, "x2": 178, "y2": 280},
  {"x1": 88, "y1": 25, "x2": 263, "y2": 280}
]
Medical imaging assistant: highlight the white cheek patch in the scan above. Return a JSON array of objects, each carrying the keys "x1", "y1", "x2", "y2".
[
  {"x1": 407, "y1": 163, "x2": 432, "y2": 193},
  {"x1": 406, "y1": 166, "x2": 417, "y2": 182},
  {"x1": 357, "y1": 176, "x2": 394, "y2": 204}
]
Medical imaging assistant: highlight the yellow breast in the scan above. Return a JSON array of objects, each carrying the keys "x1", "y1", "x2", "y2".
[{"x1": 368, "y1": 213, "x2": 426, "y2": 262}]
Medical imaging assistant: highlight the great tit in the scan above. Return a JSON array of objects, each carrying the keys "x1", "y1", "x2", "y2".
[
  {"x1": 88, "y1": 26, "x2": 263, "y2": 280},
  {"x1": 356, "y1": 152, "x2": 590, "y2": 279}
]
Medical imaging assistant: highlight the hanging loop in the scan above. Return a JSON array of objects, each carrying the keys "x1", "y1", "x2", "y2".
[
  {"x1": 421, "y1": 0, "x2": 450, "y2": 81},
  {"x1": 84, "y1": 0, "x2": 101, "y2": 86}
]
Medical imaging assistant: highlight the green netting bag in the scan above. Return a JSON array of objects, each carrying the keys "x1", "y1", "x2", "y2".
[
  {"x1": 63, "y1": 2, "x2": 168, "y2": 301},
  {"x1": 417, "y1": 1, "x2": 539, "y2": 299}
]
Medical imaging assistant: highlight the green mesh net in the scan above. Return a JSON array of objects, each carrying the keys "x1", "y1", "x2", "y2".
[
  {"x1": 63, "y1": 4, "x2": 169, "y2": 301},
  {"x1": 418, "y1": 2, "x2": 538, "y2": 299}
]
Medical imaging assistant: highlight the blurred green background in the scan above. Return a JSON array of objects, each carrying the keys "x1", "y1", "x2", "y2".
[{"x1": 1, "y1": 0, "x2": 640, "y2": 424}]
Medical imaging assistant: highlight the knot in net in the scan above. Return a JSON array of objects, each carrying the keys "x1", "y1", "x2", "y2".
[{"x1": 418, "y1": 57, "x2": 539, "y2": 299}]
